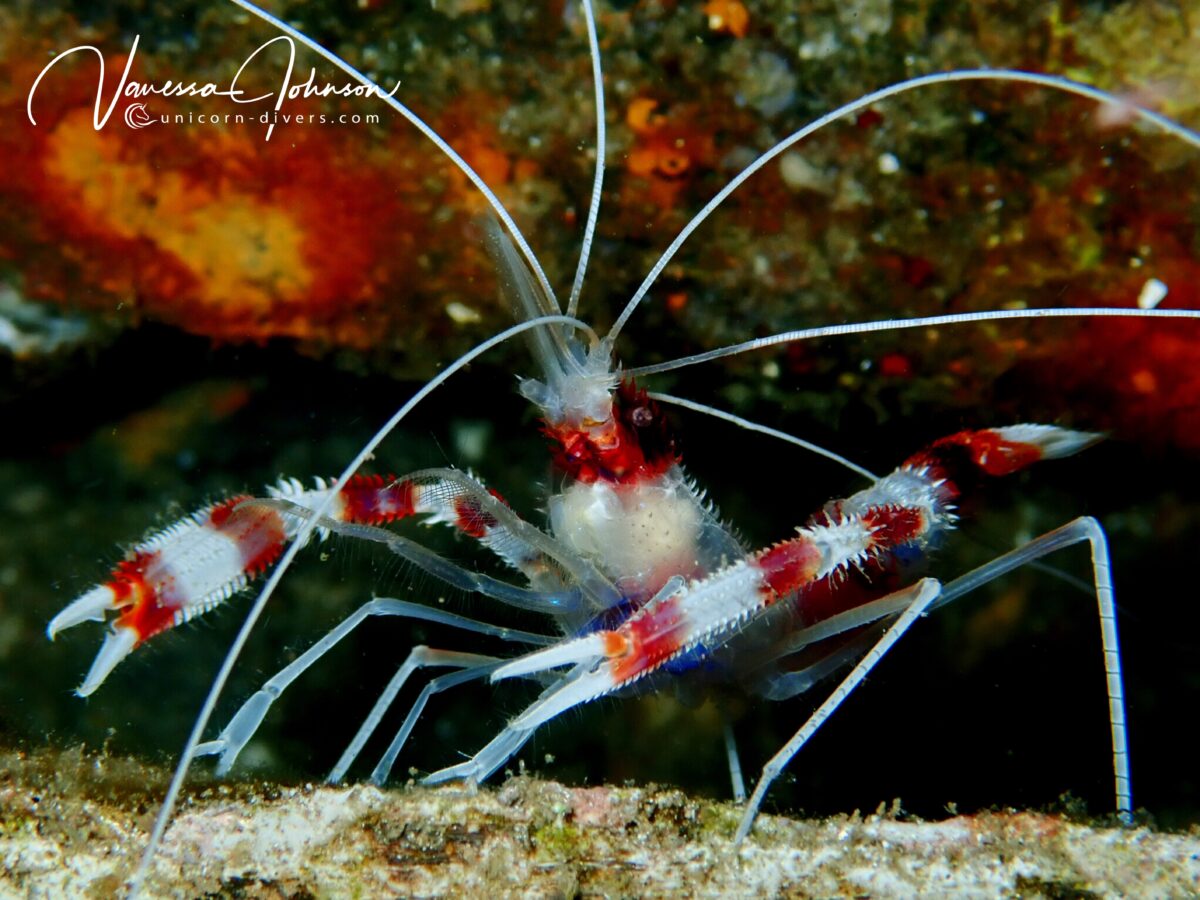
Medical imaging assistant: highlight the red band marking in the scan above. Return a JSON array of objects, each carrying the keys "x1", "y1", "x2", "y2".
[
  {"x1": 208, "y1": 498, "x2": 287, "y2": 576},
  {"x1": 608, "y1": 597, "x2": 685, "y2": 684},
  {"x1": 912, "y1": 429, "x2": 1046, "y2": 479},
  {"x1": 108, "y1": 550, "x2": 172, "y2": 643},
  {"x1": 452, "y1": 495, "x2": 499, "y2": 539},
  {"x1": 118, "y1": 599, "x2": 178, "y2": 644},
  {"x1": 757, "y1": 539, "x2": 823, "y2": 599},
  {"x1": 340, "y1": 474, "x2": 416, "y2": 525},
  {"x1": 861, "y1": 505, "x2": 927, "y2": 548},
  {"x1": 207, "y1": 495, "x2": 251, "y2": 528},
  {"x1": 949, "y1": 430, "x2": 1044, "y2": 476},
  {"x1": 106, "y1": 552, "x2": 154, "y2": 610}
]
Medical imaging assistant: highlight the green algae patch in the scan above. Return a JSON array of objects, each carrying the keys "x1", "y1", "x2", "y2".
[
  {"x1": 531, "y1": 821, "x2": 584, "y2": 862},
  {"x1": 698, "y1": 802, "x2": 744, "y2": 841}
]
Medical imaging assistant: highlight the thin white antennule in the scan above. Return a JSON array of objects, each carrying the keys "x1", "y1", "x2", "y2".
[
  {"x1": 127, "y1": 314, "x2": 596, "y2": 898},
  {"x1": 227, "y1": 0, "x2": 560, "y2": 314},
  {"x1": 648, "y1": 391, "x2": 879, "y2": 481},
  {"x1": 567, "y1": 0, "x2": 606, "y2": 319},
  {"x1": 606, "y1": 68, "x2": 1200, "y2": 343},
  {"x1": 627, "y1": 307, "x2": 1200, "y2": 378}
]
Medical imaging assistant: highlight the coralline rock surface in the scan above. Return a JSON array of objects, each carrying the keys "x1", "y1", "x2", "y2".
[{"x1": 1, "y1": 749, "x2": 1198, "y2": 898}]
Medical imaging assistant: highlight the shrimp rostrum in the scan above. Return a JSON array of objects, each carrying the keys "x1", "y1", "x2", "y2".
[{"x1": 46, "y1": 0, "x2": 1200, "y2": 866}]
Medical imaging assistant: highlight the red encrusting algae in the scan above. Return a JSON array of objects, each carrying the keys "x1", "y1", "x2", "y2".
[{"x1": 0, "y1": 8, "x2": 529, "y2": 357}]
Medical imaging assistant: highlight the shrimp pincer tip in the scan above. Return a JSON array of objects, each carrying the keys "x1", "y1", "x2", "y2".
[
  {"x1": 75, "y1": 626, "x2": 138, "y2": 696},
  {"x1": 491, "y1": 633, "x2": 607, "y2": 682},
  {"x1": 47, "y1": 585, "x2": 117, "y2": 639},
  {"x1": 509, "y1": 669, "x2": 616, "y2": 731}
]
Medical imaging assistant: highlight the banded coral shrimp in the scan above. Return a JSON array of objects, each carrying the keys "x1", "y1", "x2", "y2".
[{"x1": 9, "y1": 0, "x2": 1200, "y2": 889}]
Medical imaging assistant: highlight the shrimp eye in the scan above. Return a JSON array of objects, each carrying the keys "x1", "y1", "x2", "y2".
[{"x1": 631, "y1": 406, "x2": 654, "y2": 427}]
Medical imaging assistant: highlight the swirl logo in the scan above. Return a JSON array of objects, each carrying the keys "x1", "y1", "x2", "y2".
[{"x1": 124, "y1": 103, "x2": 155, "y2": 130}]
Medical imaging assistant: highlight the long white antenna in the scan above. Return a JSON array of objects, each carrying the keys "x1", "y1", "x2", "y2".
[
  {"x1": 567, "y1": 0, "x2": 607, "y2": 319},
  {"x1": 649, "y1": 391, "x2": 878, "y2": 481},
  {"x1": 627, "y1": 307, "x2": 1200, "y2": 377},
  {"x1": 607, "y1": 69, "x2": 1200, "y2": 343},
  {"x1": 227, "y1": 0, "x2": 561, "y2": 312}
]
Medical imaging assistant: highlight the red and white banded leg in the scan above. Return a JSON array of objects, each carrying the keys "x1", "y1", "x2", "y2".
[
  {"x1": 486, "y1": 456, "x2": 961, "y2": 711},
  {"x1": 425, "y1": 425, "x2": 1102, "y2": 788},
  {"x1": 49, "y1": 467, "x2": 614, "y2": 694},
  {"x1": 426, "y1": 463, "x2": 954, "y2": 784}
]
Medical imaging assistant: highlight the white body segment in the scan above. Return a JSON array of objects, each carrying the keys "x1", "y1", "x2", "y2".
[{"x1": 549, "y1": 470, "x2": 709, "y2": 595}]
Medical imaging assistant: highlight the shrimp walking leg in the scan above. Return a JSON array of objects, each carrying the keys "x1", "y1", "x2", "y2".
[
  {"x1": 735, "y1": 579, "x2": 944, "y2": 843},
  {"x1": 742, "y1": 516, "x2": 1130, "y2": 840},
  {"x1": 270, "y1": 509, "x2": 592, "y2": 616},
  {"x1": 327, "y1": 653, "x2": 523, "y2": 784},
  {"x1": 755, "y1": 625, "x2": 888, "y2": 701},
  {"x1": 722, "y1": 716, "x2": 748, "y2": 802},
  {"x1": 423, "y1": 721, "x2": 537, "y2": 786},
  {"x1": 194, "y1": 597, "x2": 549, "y2": 774},
  {"x1": 366, "y1": 661, "x2": 511, "y2": 785},
  {"x1": 422, "y1": 672, "x2": 584, "y2": 786},
  {"x1": 932, "y1": 516, "x2": 1129, "y2": 819}
]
